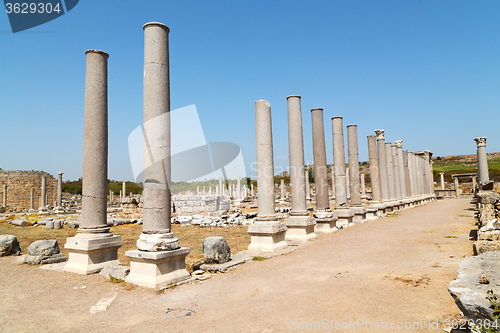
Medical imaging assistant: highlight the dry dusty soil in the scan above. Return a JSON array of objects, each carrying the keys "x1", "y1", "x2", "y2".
[{"x1": 0, "y1": 198, "x2": 476, "y2": 332}]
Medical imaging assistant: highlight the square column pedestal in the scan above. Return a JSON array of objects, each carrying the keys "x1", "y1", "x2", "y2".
[
  {"x1": 350, "y1": 206, "x2": 367, "y2": 223},
  {"x1": 313, "y1": 211, "x2": 338, "y2": 234},
  {"x1": 125, "y1": 247, "x2": 190, "y2": 289},
  {"x1": 333, "y1": 208, "x2": 354, "y2": 229},
  {"x1": 248, "y1": 223, "x2": 288, "y2": 252},
  {"x1": 285, "y1": 216, "x2": 317, "y2": 243},
  {"x1": 64, "y1": 233, "x2": 122, "y2": 275}
]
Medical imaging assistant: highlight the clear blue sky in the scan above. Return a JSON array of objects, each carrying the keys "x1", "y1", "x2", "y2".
[{"x1": 1, "y1": 0, "x2": 499, "y2": 182}]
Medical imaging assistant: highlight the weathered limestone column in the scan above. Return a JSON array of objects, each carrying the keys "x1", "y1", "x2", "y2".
[
  {"x1": 284, "y1": 96, "x2": 316, "y2": 241},
  {"x1": 250, "y1": 183, "x2": 254, "y2": 196},
  {"x1": 395, "y1": 141, "x2": 408, "y2": 208},
  {"x1": 440, "y1": 173, "x2": 445, "y2": 190},
  {"x1": 219, "y1": 177, "x2": 223, "y2": 196},
  {"x1": 237, "y1": 176, "x2": 241, "y2": 199},
  {"x1": 391, "y1": 145, "x2": 403, "y2": 209},
  {"x1": 454, "y1": 177, "x2": 460, "y2": 198},
  {"x1": 472, "y1": 176, "x2": 477, "y2": 196},
  {"x1": 474, "y1": 137, "x2": 490, "y2": 188},
  {"x1": 367, "y1": 135, "x2": 385, "y2": 217},
  {"x1": 375, "y1": 130, "x2": 392, "y2": 213},
  {"x1": 360, "y1": 174, "x2": 368, "y2": 200},
  {"x1": 55, "y1": 172, "x2": 64, "y2": 213},
  {"x1": 64, "y1": 49, "x2": 122, "y2": 275},
  {"x1": 311, "y1": 108, "x2": 336, "y2": 233},
  {"x1": 196, "y1": 186, "x2": 200, "y2": 195},
  {"x1": 280, "y1": 179, "x2": 285, "y2": 199},
  {"x1": 305, "y1": 169, "x2": 311, "y2": 200},
  {"x1": 403, "y1": 150, "x2": 413, "y2": 207},
  {"x1": 125, "y1": 23, "x2": 190, "y2": 288},
  {"x1": 29, "y1": 188, "x2": 35, "y2": 212},
  {"x1": 426, "y1": 151, "x2": 435, "y2": 199},
  {"x1": 38, "y1": 175, "x2": 48, "y2": 214},
  {"x1": 332, "y1": 117, "x2": 354, "y2": 227},
  {"x1": 2, "y1": 185, "x2": 6, "y2": 207},
  {"x1": 122, "y1": 182, "x2": 126, "y2": 198},
  {"x1": 347, "y1": 125, "x2": 366, "y2": 222},
  {"x1": 248, "y1": 100, "x2": 287, "y2": 252},
  {"x1": 385, "y1": 142, "x2": 399, "y2": 211},
  {"x1": 346, "y1": 169, "x2": 351, "y2": 199}
]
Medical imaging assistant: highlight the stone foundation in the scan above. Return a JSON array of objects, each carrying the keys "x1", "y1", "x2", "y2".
[{"x1": 172, "y1": 195, "x2": 231, "y2": 215}]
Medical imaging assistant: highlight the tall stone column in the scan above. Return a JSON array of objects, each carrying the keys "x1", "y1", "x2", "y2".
[
  {"x1": 125, "y1": 23, "x2": 190, "y2": 288},
  {"x1": 55, "y1": 172, "x2": 64, "y2": 213},
  {"x1": 367, "y1": 135, "x2": 385, "y2": 217},
  {"x1": 311, "y1": 108, "x2": 336, "y2": 233},
  {"x1": 332, "y1": 117, "x2": 353, "y2": 227},
  {"x1": 454, "y1": 177, "x2": 460, "y2": 198},
  {"x1": 375, "y1": 130, "x2": 392, "y2": 213},
  {"x1": 346, "y1": 169, "x2": 351, "y2": 199},
  {"x1": 248, "y1": 100, "x2": 287, "y2": 252},
  {"x1": 237, "y1": 176, "x2": 241, "y2": 199},
  {"x1": 385, "y1": 142, "x2": 399, "y2": 212},
  {"x1": 474, "y1": 137, "x2": 491, "y2": 189},
  {"x1": 280, "y1": 179, "x2": 285, "y2": 199},
  {"x1": 38, "y1": 175, "x2": 48, "y2": 214},
  {"x1": 29, "y1": 188, "x2": 35, "y2": 212},
  {"x1": 219, "y1": 177, "x2": 223, "y2": 196},
  {"x1": 305, "y1": 169, "x2": 311, "y2": 200},
  {"x1": 122, "y1": 181, "x2": 126, "y2": 199},
  {"x1": 347, "y1": 125, "x2": 366, "y2": 222},
  {"x1": 395, "y1": 141, "x2": 408, "y2": 208},
  {"x1": 64, "y1": 49, "x2": 122, "y2": 275},
  {"x1": 284, "y1": 95, "x2": 316, "y2": 242},
  {"x1": 2, "y1": 185, "x2": 6, "y2": 207},
  {"x1": 403, "y1": 150, "x2": 413, "y2": 207},
  {"x1": 391, "y1": 145, "x2": 402, "y2": 207},
  {"x1": 472, "y1": 176, "x2": 477, "y2": 196},
  {"x1": 440, "y1": 173, "x2": 445, "y2": 190},
  {"x1": 426, "y1": 151, "x2": 435, "y2": 199}
]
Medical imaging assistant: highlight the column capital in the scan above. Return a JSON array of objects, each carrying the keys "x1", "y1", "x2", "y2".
[
  {"x1": 474, "y1": 137, "x2": 487, "y2": 147},
  {"x1": 439, "y1": 172, "x2": 444, "y2": 175},
  {"x1": 374, "y1": 129, "x2": 385, "y2": 140},
  {"x1": 57, "y1": 172, "x2": 64, "y2": 176},
  {"x1": 395, "y1": 140, "x2": 403, "y2": 148}
]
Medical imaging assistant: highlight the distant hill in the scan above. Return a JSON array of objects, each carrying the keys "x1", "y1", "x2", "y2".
[{"x1": 432, "y1": 152, "x2": 500, "y2": 183}]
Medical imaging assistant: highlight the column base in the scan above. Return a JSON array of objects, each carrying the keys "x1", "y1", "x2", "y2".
[
  {"x1": 64, "y1": 233, "x2": 122, "y2": 275},
  {"x1": 28, "y1": 209, "x2": 37, "y2": 214},
  {"x1": 368, "y1": 202, "x2": 386, "y2": 218},
  {"x1": 383, "y1": 201, "x2": 394, "y2": 215},
  {"x1": 38, "y1": 207, "x2": 48, "y2": 215},
  {"x1": 125, "y1": 247, "x2": 190, "y2": 289},
  {"x1": 284, "y1": 216, "x2": 317, "y2": 242},
  {"x1": 248, "y1": 222, "x2": 288, "y2": 252},
  {"x1": 313, "y1": 217, "x2": 338, "y2": 233},
  {"x1": 54, "y1": 207, "x2": 65, "y2": 214},
  {"x1": 351, "y1": 206, "x2": 367, "y2": 223},
  {"x1": 333, "y1": 208, "x2": 354, "y2": 229}
]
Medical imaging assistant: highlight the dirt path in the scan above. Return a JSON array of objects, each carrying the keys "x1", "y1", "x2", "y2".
[{"x1": 0, "y1": 198, "x2": 475, "y2": 332}]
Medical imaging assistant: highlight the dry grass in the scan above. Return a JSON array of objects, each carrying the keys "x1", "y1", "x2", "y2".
[{"x1": 0, "y1": 218, "x2": 251, "y2": 271}]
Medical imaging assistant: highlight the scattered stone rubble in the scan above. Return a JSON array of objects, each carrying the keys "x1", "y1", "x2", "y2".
[
  {"x1": 0, "y1": 235, "x2": 21, "y2": 256},
  {"x1": 24, "y1": 239, "x2": 66, "y2": 265}
]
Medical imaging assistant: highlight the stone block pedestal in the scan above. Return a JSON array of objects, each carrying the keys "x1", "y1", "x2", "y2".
[
  {"x1": 284, "y1": 216, "x2": 317, "y2": 242},
  {"x1": 351, "y1": 206, "x2": 367, "y2": 223},
  {"x1": 64, "y1": 234, "x2": 122, "y2": 275},
  {"x1": 333, "y1": 208, "x2": 354, "y2": 229},
  {"x1": 125, "y1": 247, "x2": 190, "y2": 289},
  {"x1": 313, "y1": 211, "x2": 338, "y2": 234},
  {"x1": 248, "y1": 223, "x2": 288, "y2": 252}
]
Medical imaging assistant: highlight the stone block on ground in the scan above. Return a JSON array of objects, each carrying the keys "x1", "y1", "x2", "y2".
[
  {"x1": 203, "y1": 236, "x2": 230, "y2": 264},
  {"x1": 24, "y1": 239, "x2": 66, "y2": 265},
  {"x1": 473, "y1": 241, "x2": 500, "y2": 255},
  {"x1": 10, "y1": 219, "x2": 29, "y2": 227},
  {"x1": 100, "y1": 264, "x2": 130, "y2": 280},
  {"x1": 0, "y1": 235, "x2": 21, "y2": 256}
]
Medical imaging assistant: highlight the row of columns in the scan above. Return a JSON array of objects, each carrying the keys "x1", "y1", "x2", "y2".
[{"x1": 249, "y1": 96, "x2": 437, "y2": 252}]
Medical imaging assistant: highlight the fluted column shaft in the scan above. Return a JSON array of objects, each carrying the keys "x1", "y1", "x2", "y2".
[
  {"x1": 395, "y1": 141, "x2": 407, "y2": 198},
  {"x1": 385, "y1": 142, "x2": 396, "y2": 201},
  {"x1": 347, "y1": 125, "x2": 361, "y2": 206},
  {"x1": 311, "y1": 108, "x2": 330, "y2": 211},
  {"x1": 333, "y1": 117, "x2": 348, "y2": 207},
  {"x1": 475, "y1": 137, "x2": 489, "y2": 183},
  {"x1": 391, "y1": 145, "x2": 402, "y2": 200},
  {"x1": 375, "y1": 130, "x2": 390, "y2": 202},
  {"x1": 367, "y1": 135, "x2": 382, "y2": 203}
]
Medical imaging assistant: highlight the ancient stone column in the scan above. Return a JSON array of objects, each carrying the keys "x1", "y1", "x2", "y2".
[
  {"x1": 395, "y1": 141, "x2": 408, "y2": 207},
  {"x1": 122, "y1": 181, "x2": 126, "y2": 198},
  {"x1": 219, "y1": 177, "x2": 223, "y2": 196},
  {"x1": 367, "y1": 135, "x2": 385, "y2": 217},
  {"x1": 29, "y1": 188, "x2": 35, "y2": 211},
  {"x1": 2, "y1": 185, "x2": 6, "y2": 207},
  {"x1": 454, "y1": 177, "x2": 460, "y2": 198},
  {"x1": 38, "y1": 175, "x2": 48, "y2": 213},
  {"x1": 474, "y1": 137, "x2": 490, "y2": 188},
  {"x1": 284, "y1": 95, "x2": 316, "y2": 241},
  {"x1": 248, "y1": 99, "x2": 287, "y2": 252},
  {"x1": 311, "y1": 108, "x2": 336, "y2": 233},
  {"x1": 422, "y1": 151, "x2": 431, "y2": 198},
  {"x1": 196, "y1": 186, "x2": 200, "y2": 195},
  {"x1": 440, "y1": 173, "x2": 445, "y2": 190},
  {"x1": 472, "y1": 176, "x2": 477, "y2": 196},
  {"x1": 375, "y1": 130, "x2": 392, "y2": 213},
  {"x1": 237, "y1": 176, "x2": 241, "y2": 199},
  {"x1": 360, "y1": 174, "x2": 367, "y2": 200},
  {"x1": 385, "y1": 142, "x2": 399, "y2": 211},
  {"x1": 427, "y1": 151, "x2": 435, "y2": 199},
  {"x1": 209, "y1": 186, "x2": 212, "y2": 195},
  {"x1": 64, "y1": 49, "x2": 122, "y2": 275},
  {"x1": 55, "y1": 172, "x2": 64, "y2": 213},
  {"x1": 332, "y1": 117, "x2": 353, "y2": 227},
  {"x1": 203, "y1": 187, "x2": 206, "y2": 196},
  {"x1": 391, "y1": 145, "x2": 402, "y2": 203},
  {"x1": 347, "y1": 125, "x2": 366, "y2": 222},
  {"x1": 403, "y1": 150, "x2": 413, "y2": 207},
  {"x1": 251, "y1": 183, "x2": 254, "y2": 197},
  {"x1": 125, "y1": 23, "x2": 190, "y2": 288},
  {"x1": 280, "y1": 179, "x2": 285, "y2": 199}
]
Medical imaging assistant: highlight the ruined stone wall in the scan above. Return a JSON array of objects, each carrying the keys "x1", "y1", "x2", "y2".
[
  {"x1": 172, "y1": 195, "x2": 231, "y2": 215},
  {"x1": 0, "y1": 170, "x2": 57, "y2": 210}
]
